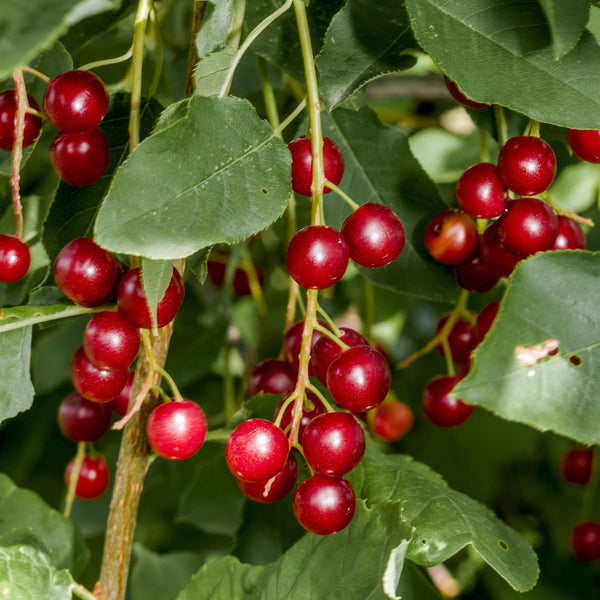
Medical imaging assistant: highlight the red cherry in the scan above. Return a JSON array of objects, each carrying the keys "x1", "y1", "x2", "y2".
[
  {"x1": 237, "y1": 452, "x2": 298, "y2": 503},
  {"x1": 288, "y1": 136, "x2": 345, "y2": 197},
  {"x1": 206, "y1": 253, "x2": 265, "y2": 296},
  {"x1": 0, "y1": 234, "x2": 31, "y2": 282},
  {"x1": 248, "y1": 359, "x2": 296, "y2": 397},
  {"x1": 70, "y1": 346, "x2": 129, "y2": 403},
  {"x1": 282, "y1": 319, "x2": 328, "y2": 374},
  {"x1": 50, "y1": 128, "x2": 110, "y2": 187},
  {"x1": 226, "y1": 418, "x2": 289, "y2": 482},
  {"x1": 371, "y1": 399, "x2": 414, "y2": 442},
  {"x1": 146, "y1": 399, "x2": 207, "y2": 460},
  {"x1": 552, "y1": 216, "x2": 586, "y2": 250},
  {"x1": 58, "y1": 392, "x2": 112, "y2": 442},
  {"x1": 475, "y1": 301, "x2": 500, "y2": 343},
  {"x1": 54, "y1": 237, "x2": 120, "y2": 307},
  {"x1": 108, "y1": 370, "x2": 135, "y2": 416},
  {"x1": 571, "y1": 522, "x2": 600, "y2": 562},
  {"x1": 44, "y1": 70, "x2": 108, "y2": 132},
  {"x1": 456, "y1": 162, "x2": 505, "y2": 219},
  {"x1": 435, "y1": 313, "x2": 478, "y2": 367},
  {"x1": 497, "y1": 136, "x2": 556, "y2": 196},
  {"x1": 0, "y1": 90, "x2": 42, "y2": 151},
  {"x1": 293, "y1": 474, "x2": 356, "y2": 535},
  {"x1": 422, "y1": 375, "x2": 473, "y2": 427},
  {"x1": 286, "y1": 225, "x2": 349, "y2": 289},
  {"x1": 567, "y1": 129, "x2": 600, "y2": 163},
  {"x1": 480, "y1": 221, "x2": 521, "y2": 279},
  {"x1": 444, "y1": 77, "x2": 490, "y2": 109},
  {"x1": 561, "y1": 448, "x2": 594, "y2": 485},
  {"x1": 326, "y1": 345, "x2": 391, "y2": 412},
  {"x1": 341, "y1": 203, "x2": 406, "y2": 268},
  {"x1": 424, "y1": 209, "x2": 479, "y2": 266},
  {"x1": 274, "y1": 392, "x2": 326, "y2": 442},
  {"x1": 65, "y1": 452, "x2": 109, "y2": 500},
  {"x1": 117, "y1": 267, "x2": 184, "y2": 329},
  {"x1": 455, "y1": 247, "x2": 499, "y2": 293}
]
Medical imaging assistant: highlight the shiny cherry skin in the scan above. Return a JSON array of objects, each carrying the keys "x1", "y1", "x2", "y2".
[
  {"x1": 65, "y1": 452, "x2": 109, "y2": 500},
  {"x1": 293, "y1": 474, "x2": 356, "y2": 535},
  {"x1": 422, "y1": 375, "x2": 473, "y2": 427},
  {"x1": 54, "y1": 237, "x2": 120, "y2": 307},
  {"x1": 146, "y1": 399, "x2": 207, "y2": 460},
  {"x1": 282, "y1": 319, "x2": 328, "y2": 374},
  {"x1": 117, "y1": 267, "x2": 184, "y2": 329},
  {"x1": 286, "y1": 225, "x2": 349, "y2": 289},
  {"x1": 302, "y1": 412, "x2": 365, "y2": 477},
  {"x1": 83, "y1": 310, "x2": 140, "y2": 371},
  {"x1": 108, "y1": 370, "x2": 135, "y2": 416},
  {"x1": 0, "y1": 90, "x2": 43, "y2": 150},
  {"x1": 456, "y1": 162, "x2": 505, "y2": 219},
  {"x1": 311, "y1": 327, "x2": 368, "y2": 386},
  {"x1": 561, "y1": 448, "x2": 594, "y2": 485},
  {"x1": 248, "y1": 359, "x2": 296, "y2": 397},
  {"x1": 327, "y1": 345, "x2": 391, "y2": 412},
  {"x1": 497, "y1": 136, "x2": 556, "y2": 196},
  {"x1": 288, "y1": 136, "x2": 345, "y2": 197},
  {"x1": 571, "y1": 522, "x2": 600, "y2": 562},
  {"x1": 435, "y1": 313, "x2": 478, "y2": 367},
  {"x1": 370, "y1": 399, "x2": 414, "y2": 442},
  {"x1": 424, "y1": 209, "x2": 479, "y2": 266},
  {"x1": 274, "y1": 392, "x2": 326, "y2": 442},
  {"x1": 70, "y1": 346, "x2": 130, "y2": 403},
  {"x1": 226, "y1": 418, "x2": 289, "y2": 482},
  {"x1": 567, "y1": 129, "x2": 600, "y2": 163},
  {"x1": 497, "y1": 198, "x2": 558, "y2": 258},
  {"x1": 444, "y1": 77, "x2": 490, "y2": 109},
  {"x1": 50, "y1": 128, "x2": 110, "y2": 186},
  {"x1": 475, "y1": 301, "x2": 500, "y2": 343},
  {"x1": 552, "y1": 216, "x2": 586, "y2": 250},
  {"x1": 44, "y1": 70, "x2": 108, "y2": 132},
  {"x1": 480, "y1": 221, "x2": 521, "y2": 279},
  {"x1": 341, "y1": 203, "x2": 406, "y2": 268},
  {"x1": 237, "y1": 452, "x2": 298, "y2": 503},
  {"x1": 0, "y1": 234, "x2": 31, "y2": 283},
  {"x1": 455, "y1": 247, "x2": 499, "y2": 293},
  {"x1": 58, "y1": 392, "x2": 112, "y2": 442}
]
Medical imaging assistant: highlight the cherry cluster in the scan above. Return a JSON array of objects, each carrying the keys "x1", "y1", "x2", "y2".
[{"x1": 559, "y1": 448, "x2": 600, "y2": 562}]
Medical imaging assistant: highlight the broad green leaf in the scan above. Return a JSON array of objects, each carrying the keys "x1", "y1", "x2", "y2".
[
  {"x1": 177, "y1": 501, "x2": 413, "y2": 600},
  {"x1": 0, "y1": 303, "x2": 96, "y2": 334},
  {"x1": 455, "y1": 250, "x2": 600, "y2": 445},
  {"x1": 141, "y1": 258, "x2": 174, "y2": 332},
  {"x1": 537, "y1": 0, "x2": 590, "y2": 59},
  {"x1": 196, "y1": 0, "x2": 237, "y2": 58},
  {"x1": 0, "y1": 328, "x2": 34, "y2": 423},
  {"x1": 193, "y1": 48, "x2": 237, "y2": 97},
  {"x1": 548, "y1": 162, "x2": 600, "y2": 214},
  {"x1": 405, "y1": 0, "x2": 600, "y2": 128},
  {"x1": 0, "y1": 545, "x2": 73, "y2": 600},
  {"x1": 351, "y1": 448, "x2": 539, "y2": 592},
  {"x1": 321, "y1": 107, "x2": 458, "y2": 303},
  {"x1": 94, "y1": 96, "x2": 291, "y2": 259},
  {"x1": 0, "y1": 473, "x2": 88, "y2": 574},
  {"x1": 0, "y1": 0, "x2": 121, "y2": 80},
  {"x1": 316, "y1": 0, "x2": 417, "y2": 109}
]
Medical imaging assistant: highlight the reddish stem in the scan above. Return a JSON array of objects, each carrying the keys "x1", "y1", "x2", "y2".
[{"x1": 11, "y1": 69, "x2": 27, "y2": 239}]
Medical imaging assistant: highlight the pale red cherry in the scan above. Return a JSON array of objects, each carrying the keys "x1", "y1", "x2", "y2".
[{"x1": 237, "y1": 452, "x2": 298, "y2": 503}]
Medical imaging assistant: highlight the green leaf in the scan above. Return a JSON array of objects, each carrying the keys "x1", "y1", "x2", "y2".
[
  {"x1": 0, "y1": 473, "x2": 88, "y2": 574},
  {"x1": 405, "y1": 0, "x2": 600, "y2": 128},
  {"x1": 537, "y1": 0, "x2": 590, "y2": 59},
  {"x1": 0, "y1": 0, "x2": 121, "y2": 80},
  {"x1": 351, "y1": 447, "x2": 539, "y2": 592},
  {"x1": 0, "y1": 328, "x2": 34, "y2": 424},
  {"x1": 0, "y1": 303, "x2": 96, "y2": 334},
  {"x1": 321, "y1": 107, "x2": 458, "y2": 303},
  {"x1": 196, "y1": 0, "x2": 237, "y2": 58},
  {"x1": 0, "y1": 545, "x2": 73, "y2": 600},
  {"x1": 141, "y1": 258, "x2": 174, "y2": 332},
  {"x1": 177, "y1": 501, "x2": 413, "y2": 600},
  {"x1": 94, "y1": 96, "x2": 291, "y2": 259},
  {"x1": 193, "y1": 48, "x2": 237, "y2": 97},
  {"x1": 454, "y1": 250, "x2": 600, "y2": 445},
  {"x1": 317, "y1": 0, "x2": 417, "y2": 109}
]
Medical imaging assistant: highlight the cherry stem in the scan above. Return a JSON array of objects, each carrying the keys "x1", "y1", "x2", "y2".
[
  {"x1": 478, "y1": 128, "x2": 490, "y2": 163},
  {"x1": 21, "y1": 65, "x2": 50, "y2": 84},
  {"x1": 494, "y1": 105, "x2": 508, "y2": 148},
  {"x1": 72, "y1": 582, "x2": 99, "y2": 600},
  {"x1": 11, "y1": 69, "x2": 27, "y2": 239},
  {"x1": 257, "y1": 55, "x2": 280, "y2": 130},
  {"x1": 315, "y1": 306, "x2": 342, "y2": 337},
  {"x1": 305, "y1": 381, "x2": 336, "y2": 413},
  {"x1": 147, "y1": 5, "x2": 164, "y2": 100},
  {"x1": 541, "y1": 192, "x2": 595, "y2": 227},
  {"x1": 314, "y1": 321, "x2": 349, "y2": 351},
  {"x1": 323, "y1": 180, "x2": 360, "y2": 211},
  {"x1": 63, "y1": 441, "x2": 86, "y2": 518},
  {"x1": 78, "y1": 47, "x2": 134, "y2": 72},
  {"x1": 272, "y1": 97, "x2": 307, "y2": 138}
]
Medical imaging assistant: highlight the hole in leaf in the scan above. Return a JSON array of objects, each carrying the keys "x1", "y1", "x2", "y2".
[
  {"x1": 421, "y1": 539, "x2": 427, "y2": 545},
  {"x1": 261, "y1": 187, "x2": 269, "y2": 195},
  {"x1": 499, "y1": 540, "x2": 509, "y2": 551},
  {"x1": 569, "y1": 355, "x2": 582, "y2": 367}
]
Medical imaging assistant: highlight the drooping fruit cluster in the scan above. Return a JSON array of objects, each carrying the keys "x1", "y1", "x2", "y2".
[{"x1": 45, "y1": 70, "x2": 110, "y2": 186}]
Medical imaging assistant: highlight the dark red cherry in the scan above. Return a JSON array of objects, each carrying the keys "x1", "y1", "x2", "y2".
[
  {"x1": 117, "y1": 267, "x2": 184, "y2": 329},
  {"x1": 480, "y1": 221, "x2": 521, "y2": 279},
  {"x1": 422, "y1": 375, "x2": 473, "y2": 427},
  {"x1": 248, "y1": 359, "x2": 296, "y2": 397},
  {"x1": 237, "y1": 452, "x2": 298, "y2": 503},
  {"x1": 50, "y1": 128, "x2": 110, "y2": 186},
  {"x1": 561, "y1": 448, "x2": 594, "y2": 485},
  {"x1": 293, "y1": 474, "x2": 356, "y2": 535},
  {"x1": 571, "y1": 522, "x2": 600, "y2": 562},
  {"x1": 435, "y1": 313, "x2": 478, "y2": 367},
  {"x1": 282, "y1": 319, "x2": 328, "y2": 374},
  {"x1": 444, "y1": 77, "x2": 490, "y2": 109},
  {"x1": 475, "y1": 301, "x2": 500, "y2": 342},
  {"x1": 567, "y1": 129, "x2": 600, "y2": 163},
  {"x1": 0, "y1": 90, "x2": 42, "y2": 151},
  {"x1": 274, "y1": 392, "x2": 326, "y2": 442},
  {"x1": 311, "y1": 327, "x2": 368, "y2": 385},
  {"x1": 424, "y1": 209, "x2": 479, "y2": 266},
  {"x1": 54, "y1": 237, "x2": 120, "y2": 307},
  {"x1": 286, "y1": 225, "x2": 349, "y2": 289},
  {"x1": 341, "y1": 203, "x2": 406, "y2": 268},
  {"x1": 44, "y1": 70, "x2": 108, "y2": 132},
  {"x1": 108, "y1": 370, "x2": 135, "y2": 416},
  {"x1": 0, "y1": 234, "x2": 31, "y2": 282},
  {"x1": 455, "y1": 247, "x2": 499, "y2": 293},
  {"x1": 552, "y1": 216, "x2": 586, "y2": 250},
  {"x1": 58, "y1": 392, "x2": 112, "y2": 442},
  {"x1": 456, "y1": 162, "x2": 505, "y2": 219},
  {"x1": 288, "y1": 136, "x2": 344, "y2": 197},
  {"x1": 497, "y1": 136, "x2": 556, "y2": 196},
  {"x1": 65, "y1": 452, "x2": 109, "y2": 500}
]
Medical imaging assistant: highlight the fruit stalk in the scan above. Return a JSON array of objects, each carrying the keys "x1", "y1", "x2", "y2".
[{"x1": 10, "y1": 69, "x2": 27, "y2": 239}]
